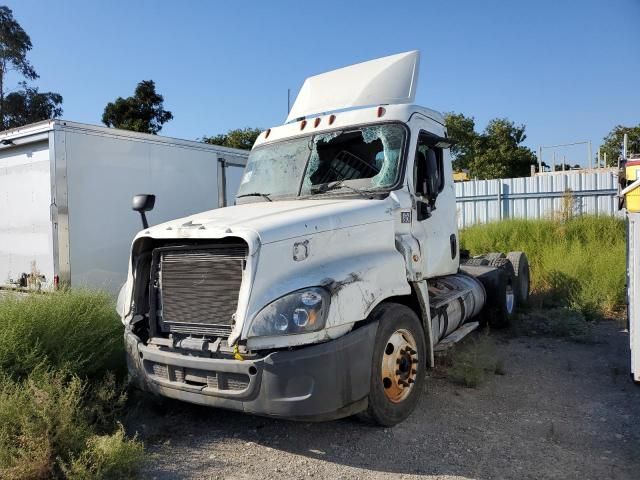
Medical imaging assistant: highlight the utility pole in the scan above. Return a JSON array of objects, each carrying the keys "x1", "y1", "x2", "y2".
[
  {"x1": 624, "y1": 133, "x2": 629, "y2": 159},
  {"x1": 540, "y1": 141, "x2": 590, "y2": 172},
  {"x1": 537, "y1": 146, "x2": 542, "y2": 173}
]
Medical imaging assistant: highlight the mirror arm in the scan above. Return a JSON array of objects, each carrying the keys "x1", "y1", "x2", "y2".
[
  {"x1": 416, "y1": 199, "x2": 432, "y2": 221},
  {"x1": 139, "y1": 212, "x2": 149, "y2": 229}
]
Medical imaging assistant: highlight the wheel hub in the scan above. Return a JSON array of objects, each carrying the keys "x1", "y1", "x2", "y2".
[
  {"x1": 381, "y1": 329, "x2": 419, "y2": 403},
  {"x1": 506, "y1": 283, "x2": 515, "y2": 314}
]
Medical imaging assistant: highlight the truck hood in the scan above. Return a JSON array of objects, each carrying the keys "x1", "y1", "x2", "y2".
[{"x1": 146, "y1": 199, "x2": 393, "y2": 245}]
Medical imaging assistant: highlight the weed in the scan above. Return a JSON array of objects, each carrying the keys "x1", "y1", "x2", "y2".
[
  {"x1": 61, "y1": 426, "x2": 144, "y2": 480},
  {"x1": 516, "y1": 308, "x2": 595, "y2": 342},
  {"x1": 447, "y1": 333, "x2": 503, "y2": 388},
  {"x1": 0, "y1": 290, "x2": 125, "y2": 381},
  {"x1": 461, "y1": 216, "x2": 625, "y2": 317},
  {"x1": 0, "y1": 292, "x2": 142, "y2": 479},
  {"x1": 0, "y1": 368, "x2": 143, "y2": 479}
]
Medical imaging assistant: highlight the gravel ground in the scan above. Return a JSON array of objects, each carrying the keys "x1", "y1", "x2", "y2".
[{"x1": 132, "y1": 322, "x2": 640, "y2": 480}]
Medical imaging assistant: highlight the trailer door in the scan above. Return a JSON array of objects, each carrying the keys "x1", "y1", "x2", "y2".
[{"x1": 0, "y1": 140, "x2": 55, "y2": 288}]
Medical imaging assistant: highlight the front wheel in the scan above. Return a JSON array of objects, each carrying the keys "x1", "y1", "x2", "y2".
[{"x1": 361, "y1": 303, "x2": 427, "y2": 426}]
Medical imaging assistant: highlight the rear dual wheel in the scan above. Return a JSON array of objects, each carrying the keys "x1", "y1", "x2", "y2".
[
  {"x1": 486, "y1": 252, "x2": 530, "y2": 307},
  {"x1": 506, "y1": 251, "x2": 530, "y2": 305},
  {"x1": 361, "y1": 303, "x2": 426, "y2": 426},
  {"x1": 485, "y1": 258, "x2": 517, "y2": 328}
]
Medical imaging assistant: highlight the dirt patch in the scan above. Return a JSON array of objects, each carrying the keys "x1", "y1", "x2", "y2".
[{"x1": 131, "y1": 322, "x2": 640, "y2": 479}]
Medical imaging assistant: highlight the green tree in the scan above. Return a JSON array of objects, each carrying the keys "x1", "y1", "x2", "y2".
[
  {"x1": 444, "y1": 112, "x2": 477, "y2": 172},
  {"x1": 202, "y1": 127, "x2": 262, "y2": 150},
  {"x1": 444, "y1": 113, "x2": 536, "y2": 179},
  {"x1": 3, "y1": 82, "x2": 62, "y2": 128},
  {"x1": 0, "y1": 6, "x2": 62, "y2": 129},
  {"x1": 102, "y1": 80, "x2": 173, "y2": 134},
  {"x1": 600, "y1": 124, "x2": 640, "y2": 166}
]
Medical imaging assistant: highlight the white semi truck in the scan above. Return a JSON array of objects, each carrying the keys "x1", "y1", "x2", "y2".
[{"x1": 120, "y1": 51, "x2": 530, "y2": 426}]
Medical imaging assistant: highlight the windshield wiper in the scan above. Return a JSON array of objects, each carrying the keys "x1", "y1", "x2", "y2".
[
  {"x1": 236, "y1": 192, "x2": 272, "y2": 202},
  {"x1": 310, "y1": 180, "x2": 343, "y2": 194},
  {"x1": 310, "y1": 180, "x2": 373, "y2": 199}
]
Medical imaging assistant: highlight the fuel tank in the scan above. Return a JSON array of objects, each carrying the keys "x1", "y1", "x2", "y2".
[{"x1": 427, "y1": 274, "x2": 486, "y2": 342}]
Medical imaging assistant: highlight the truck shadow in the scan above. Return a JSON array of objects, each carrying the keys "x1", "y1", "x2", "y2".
[{"x1": 130, "y1": 323, "x2": 640, "y2": 479}]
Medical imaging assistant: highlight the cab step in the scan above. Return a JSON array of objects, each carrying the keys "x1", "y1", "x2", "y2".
[{"x1": 434, "y1": 321, "x2": 480, "y2": 354}]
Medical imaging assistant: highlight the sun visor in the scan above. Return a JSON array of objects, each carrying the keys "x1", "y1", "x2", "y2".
[{"x1": 286, "y1": 50, "x2": 420, "y2": 123}]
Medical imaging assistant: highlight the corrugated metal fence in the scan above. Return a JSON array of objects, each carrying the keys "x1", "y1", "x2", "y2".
[{"x1": 455, "y1": 168, "x2": 621, "y2": 229}]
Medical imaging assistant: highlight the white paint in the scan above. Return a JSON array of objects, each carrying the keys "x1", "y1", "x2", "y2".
[
  {"x1": 0, "y1": 120, "x2": 248, "y2": 292},
  {"x1": 286, "y1": 51, "x2": 420, "y2": 123},
  {"x1": 629, "y1": 213, "x2": 640, "y2": 382},
  {"x1": 0, "y1": 141, "x2": 54, "y2": 287}
]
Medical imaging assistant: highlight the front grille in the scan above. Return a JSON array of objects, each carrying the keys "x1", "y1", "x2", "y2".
[
  {"x1": 155, "y1": 245, "x2": 247, "y2": 337},
  {"x1": 145, "y1": 360, "x2": 250, "y2": 391}
]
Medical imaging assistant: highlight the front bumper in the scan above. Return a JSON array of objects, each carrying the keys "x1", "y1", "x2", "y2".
[{"x1": 125, "y1": 321, "x2": 377, "y2": 421}]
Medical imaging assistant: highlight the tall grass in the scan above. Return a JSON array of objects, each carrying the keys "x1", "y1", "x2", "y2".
[
  {"x1": 0, "y1": 290, "x2": 125, "y2": 381},
  {"x1": 460, "y1": 216, "x2": 626, "y2": 316},
  {"x1": 0, "y1": 290, "x2": 143, "y2": 479}
]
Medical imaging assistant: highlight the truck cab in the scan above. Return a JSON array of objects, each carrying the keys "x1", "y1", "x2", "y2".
[{"x1": 120, "y1": 51, "x2": 526, "y2": 425}]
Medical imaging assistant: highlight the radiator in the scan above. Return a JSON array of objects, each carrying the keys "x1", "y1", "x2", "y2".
[{"x1": 155, "y1": 245, "x2": 247, "y2": 337}]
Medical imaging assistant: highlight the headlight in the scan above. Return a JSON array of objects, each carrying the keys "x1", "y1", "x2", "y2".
[{"x1": 247, "y1": 287, "x2": 330, "y2": 337}]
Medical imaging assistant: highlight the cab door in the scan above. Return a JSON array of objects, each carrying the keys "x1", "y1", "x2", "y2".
[{"x1": 409, "y1": 125, "x2": 459, "y2": 278}]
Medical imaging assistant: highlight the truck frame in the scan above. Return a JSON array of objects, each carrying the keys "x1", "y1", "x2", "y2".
[{"x1": 120, "y1": 51, "x2": 529, "y2": 425}]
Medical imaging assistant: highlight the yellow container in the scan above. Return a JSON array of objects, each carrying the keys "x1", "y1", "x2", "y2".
[{"x1": 626, "y1": 160, "x2": 640, "y2": 212}]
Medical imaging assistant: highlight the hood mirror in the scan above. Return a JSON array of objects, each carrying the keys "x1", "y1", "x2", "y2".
[{"x1": 132, "y1": 194, "x2": 156, "y2": 229}]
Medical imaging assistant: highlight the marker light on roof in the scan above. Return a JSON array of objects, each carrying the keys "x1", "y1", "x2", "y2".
[
  {"x1": 314, "y1": 117, "x2": 321, "y2": 128},
  {"x1": 264, "y1": 128, "x2": 271, "y2": 139},
  {"x1": 328, "y1": 114, "x2": 336, "y2": 125},
  {"x1": 377, "y1": 106, "x2": 386, "y2": 118},
  {"x1": 300, "y1": 120, "x2": 307, "y2": 130}
]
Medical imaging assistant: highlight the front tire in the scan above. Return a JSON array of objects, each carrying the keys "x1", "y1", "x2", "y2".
[{"x1": 361, "y1": 303, "x2": 427, "y2": 426}]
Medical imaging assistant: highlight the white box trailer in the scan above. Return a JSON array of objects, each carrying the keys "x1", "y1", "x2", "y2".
[{"x1": 0, "y1": 120, "x2": 248, "y2": 293}]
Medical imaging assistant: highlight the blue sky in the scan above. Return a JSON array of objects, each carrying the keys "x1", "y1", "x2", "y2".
[{"x1": 8, "y1": 0, "x2": 640, "y2": 166}]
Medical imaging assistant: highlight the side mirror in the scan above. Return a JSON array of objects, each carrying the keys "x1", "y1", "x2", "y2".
[{"x1": 132, "y1": 194, "x2": 155, "y2": 229}]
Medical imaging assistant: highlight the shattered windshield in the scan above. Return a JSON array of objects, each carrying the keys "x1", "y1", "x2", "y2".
[{"x1": 236, "y1": 123, "x2": 406, "y2": 201}]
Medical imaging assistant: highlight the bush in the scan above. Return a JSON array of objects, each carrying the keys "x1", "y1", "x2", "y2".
[
  {"x1": 446, "y1": 334, "x2": 503, "y2": 388},
  {"x1": 0, "y1": 291, "x2": 142, "y2": 479},
  {"x1": 61, "y1": 426, "x2": 144, "y2": 480},
  {"x1": 460, "y1": 216, "x2": 626, "y2": 316},
  {"x1": 0, "y1": 369, "x2": 143, "y2": 479},
  {"x1": 0, "y1": 290, "x2": 125, "y2": 380}
]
